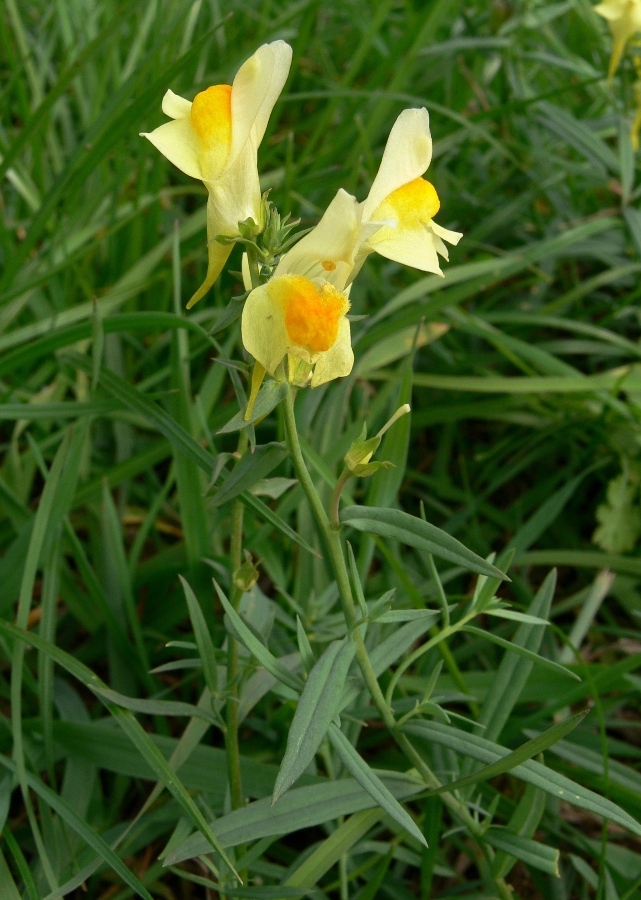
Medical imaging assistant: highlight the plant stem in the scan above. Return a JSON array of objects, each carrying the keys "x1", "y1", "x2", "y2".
[
  {"x1": 282, "y1": 384, "x2": 511, "y2": 893},
  {"x1": 225, "y1": 428, "x2": 248, "y2": 813},
  {"x1": 330, "y1": 466, "x2": 351, "y2": 529},
  {"x1": 225, "y1": 244, "x2": 261, "y2": 815}
]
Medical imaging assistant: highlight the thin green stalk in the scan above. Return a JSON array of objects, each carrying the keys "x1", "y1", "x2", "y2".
[
  {"x1": 330, "y1": 466, "x2": 351, "y2": 529},
  {"x1": 282, "y1": 384, "x2": 511, "y2": 896},
  {"x1": 225, "y1": 427, "x2": 249, "y2": 813},
  {"x1": 224, "y1": 245, "x2": 262, "y2": 816}
]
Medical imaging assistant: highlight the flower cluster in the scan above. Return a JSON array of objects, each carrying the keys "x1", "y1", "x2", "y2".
[{"x1": 143, "y1": 42, "x2": 461, "y2": 388}]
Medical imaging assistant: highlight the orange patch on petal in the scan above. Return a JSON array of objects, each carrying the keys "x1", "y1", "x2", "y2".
[
  {"x1": 190, "y1": 84, "x2": 232, "y2": 174},
  {"x1": 268, "y1": 275, "x2": 349, "y2": 354},
  {"x1": 376, "y1": 177, "x2": 440, "y2": 228},
  {"x1": 321, "y1": 260, "x2": 337, "y2": 271}
]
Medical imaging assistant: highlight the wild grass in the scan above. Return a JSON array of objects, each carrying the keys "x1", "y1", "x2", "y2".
[{"x1": 1, "y1": 0, "x2": 641, "y2": 897}]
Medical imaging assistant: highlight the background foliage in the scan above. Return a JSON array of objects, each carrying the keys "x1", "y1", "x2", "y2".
[{"x1": 2, "y1": 0, "x2": 641, "y2": 897}]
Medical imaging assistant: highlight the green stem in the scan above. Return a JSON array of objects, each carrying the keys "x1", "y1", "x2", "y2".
[
  {"x1": 225, "y1": 428, "x2": 248, "y2": 813},
  {"x1": 330, "y1": 466, "x2": 351, "y2": 529},
  {"x1": 225, "y1": 243, "x2": 261, "y2": 815},
  {"x1": 282, "y1": 384, "x2": 511, "y2": 893}
]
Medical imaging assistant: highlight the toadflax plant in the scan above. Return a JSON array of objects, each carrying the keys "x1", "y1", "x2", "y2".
[
  {"x1": 123, "y1": 39, "x2": 641, "y2": 897},
  {"x1": 117, "y1": 33, "x2": 638, "y2": 898},
  {"x1": 6, "y1": 15, "x2": 641, "y2": 899}
]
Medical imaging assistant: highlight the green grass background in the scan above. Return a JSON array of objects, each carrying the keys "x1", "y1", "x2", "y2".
[{"x1": 2, "y1": 0, "x2": 641, "y2": 896}]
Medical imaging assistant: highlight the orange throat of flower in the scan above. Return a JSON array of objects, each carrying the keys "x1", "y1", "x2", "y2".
[
  {"x1": 268, "y1": 275, "x2": 350, "y2": 354},
  {"x1": 190, "y1": 84, "x2": 233, "y2": 177},
  {"x1": 374, "y1": 176, "x2": 440, "y2": 229}
]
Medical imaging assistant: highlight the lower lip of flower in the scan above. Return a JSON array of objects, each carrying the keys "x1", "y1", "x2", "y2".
[
  {"x1": 375, "y1": 176, "x2": 441, "y2": 228},
  {"x1": 191, "y1": 84, "x2": 232, "y2": 173},
  {"x1": 268, "y1": 275, "x2": 349, "y2": 353}
]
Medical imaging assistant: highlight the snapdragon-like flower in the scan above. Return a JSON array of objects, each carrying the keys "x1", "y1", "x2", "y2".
[
  {"x1": 141, "y1": 41, "x2": 292, "y2": 307},
  {"x1": 595, "y1": 0, "x2": 641, "y2": 79},
  {"x1": 355, "y1": 108, "x2": 462, "y2": 279},
  {"x1": 241, "y1": 189, "x2": 375, "y2": 389}
]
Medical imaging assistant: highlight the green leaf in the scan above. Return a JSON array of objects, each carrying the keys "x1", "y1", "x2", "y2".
[
  {"x1": 422, "y1": 711, "x2": 586, "y2": 796},
  {"x1": 462, "y1": 626, "x2": 580, "y2": 681},
  {"x1": 179, "y1": 576, "x2": 218, "y2": 697},
  {"x1": 88, "y1": 685, "x2": 220, "y2": 726},
  {"x1": 375, "y1": 609, "x2": 441, "y2": 624},
  {"x1": 341, "y1": 506, "x2": 508, "y2": 580},
  {"x1": 273, "y1": 639, "x2": 356, "y2": 802},
  {"x1": 165, "y1": 773, "x2": 423, "y2": 862},
  {"x1": 0, "y1": 847, "x2": 22, "y2": 900},
  {"x1": 483, "y1": 829, "x2": 559, "y2": 877},
  {"x1": 217, "y1": 380, "x2": 288, "y2": 433},
  {"x1": 1, "y1": 827, "x2": 39, "y2": 900},
  {"x1": 593, "y1": 471, "x2": 641, "y2": 554},
  {"x1": 474, "y1": 570, "x2": 559, "y2": 747},
  {"x1": 492, "y1": 783, "x2": 547, "y2": 879},
  {"x1": 327, "y1": 723, "x2": 426, "y2": 846},
  {"x1": 210, "y1": 443, "x2": 288, "y2": 508},
  {"x1": 214, "y1": 580, "x2": 304, "y2": 694},
  {"x1": 403, "y1": 719, "x2": 641, "y2": 838},
  {"x1": 283, "y1": 809, "x2": 382, "y2": 892},
  {"x1": 249, "y1": 477, "x2": 298, "y2": 499}
]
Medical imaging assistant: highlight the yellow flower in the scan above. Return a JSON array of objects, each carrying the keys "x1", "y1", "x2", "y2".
[
  {"x1": 355, "y1": 108, "x2": 462, "y2": 279},
  {"x1": 241, "y1": 189, "x2": 362, "y2": 388},
  {"x1": 595, "y1": 0, "x2": 641, "y2": 79},
  {"x1": 141, "y1": 41, "x2": 292, "y2": 307}
]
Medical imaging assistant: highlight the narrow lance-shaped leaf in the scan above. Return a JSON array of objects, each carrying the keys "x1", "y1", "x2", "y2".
[
  {"x1": 483, "y1": 829, "x2": 559, "y2": 877},
  {"x1": 214, "y1": 580, "x2": 303, "y2": 694},
  {"x1": 421, "y1": 711, "x2": 586, "y2": 796},
  {"x1": 218, "y1": 379, "x2": 289, "y2": 433},
  {"x1": 403, "y1": 719, "x2": 641, "y2": 839},
  {"x1": 328, "y1": 723, "x2": 427, "y2": 847},
  {"x1": 179, "y1": 575, "x2": 218, "y2": 696},
  {"x1": 210, "y1": 443, "x2": 288, "y2": 507},
  {"x1": 341, "y1": 506, "x2": 508, "y2": 580},
  {"x1": 273, "y1": 638, "x2": 356, "y2": 803},
  {"x1": 462, "y1": 626, "x2": 580, "y2": 681}
]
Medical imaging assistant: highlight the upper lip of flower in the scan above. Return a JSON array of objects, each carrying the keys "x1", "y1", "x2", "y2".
[
  {"x1": 140, "y1": 41, "x2": 293, "y2": 185},
  {"x1": 140, "y1": 41, "x2": 292, "y2": 307}
]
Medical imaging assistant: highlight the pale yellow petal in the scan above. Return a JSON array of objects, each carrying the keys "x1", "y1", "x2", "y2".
[
  {"x1": 205, "y1": 137, "x2": 262, "y2": 227},
  {"x1": 186, "y1": 240, "x2": 233, "y2": 308},
  {"x1": 241, "y1": 253, "x2": 252, "y2": 291},
  {"x1": 162, "y1": 89, "x2": 192, "y2": 119},
  {"x1": 229, "y1": 41, "x2": 292, "y2": 166},
  {"x1": 141, "y1": 118, "x2": 202, "y2": 180},
  {"x1": 311, "y1": 318, "x2": 354, "y2": 387},
  {"x1": 361, "y1": 108, "x2": 433, "y2": 221},
  {"x1": 369, "y1": 224, "x2": 443, "y2": 276},
  {"x1": 241, "y1": 284, "x2": 289, "y2": 374},
  {"x1": 431, "y1": 220, "x2": 463, "y2": 247},
  {"x1": 594, "y1": 0, "x2": 631, "y2": 20},
  {"x1": 276, "y1": 188, "x2": 360, "y2": 288}
]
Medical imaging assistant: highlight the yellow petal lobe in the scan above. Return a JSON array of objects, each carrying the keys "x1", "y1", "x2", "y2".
[
  {"x1": 268, "y1": 275, "x2": 349, "y2": 353},
  {"x1": 375, "y1": 177, "x2": 440, "y2": 228},
  {"x1": 190, "y1": 84, "x2": 232, "y2": 175}
]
